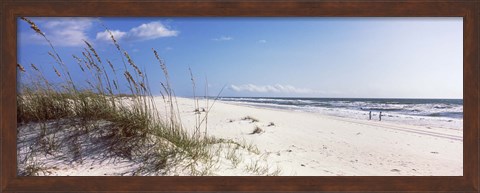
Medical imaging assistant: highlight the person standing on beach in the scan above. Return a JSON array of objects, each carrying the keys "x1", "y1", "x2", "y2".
[
  {"x1": 379, "y1": 111, "x2": 382, "y2": 121},
  {"x1": 369, "y1": 111, "x2": 372, "y2": 120}
]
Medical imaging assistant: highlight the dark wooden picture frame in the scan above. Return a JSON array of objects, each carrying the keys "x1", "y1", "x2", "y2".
[{"x1": 1, "y1": 0, "x2": 478, "y2": 192}]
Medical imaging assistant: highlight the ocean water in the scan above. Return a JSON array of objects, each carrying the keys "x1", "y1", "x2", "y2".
[{"x1": 219, "y1": 97, "x2": 463, "y2": 130}]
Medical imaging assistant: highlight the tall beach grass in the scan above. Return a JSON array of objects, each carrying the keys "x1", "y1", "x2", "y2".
[{"x1": 17, "y1": 17, "x2": 280, "y2": 176}]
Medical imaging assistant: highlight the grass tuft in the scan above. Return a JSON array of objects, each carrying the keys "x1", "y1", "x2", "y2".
[
  {"x1": 242, "y1": 116, "x2": 259, "y2": 123},
  {"x1": 250, "y1": 126, "x2": 263, "y2": 135}
]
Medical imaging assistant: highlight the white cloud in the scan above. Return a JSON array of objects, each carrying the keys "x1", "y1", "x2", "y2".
[
  {"x1": 129, "y1": 21, "x2": 178, "y2": 40},
  {"x1": 23, "y1": 18, "x2": 94, "y2": 47},
  {"x1": 258, "y1": 39, "x2": 267, "y2": 43},
  {"x1": 212, "y1": 36, "x2": 233, "y2": 41},
  {"x1": 230, "y1": 84, "x2": 319, "y2": 94},
  {"x1": 96, "y1": 21, "x2": 178, "y2": 42},
  {"x1": 95, "y1": 30, "x2": 127, "y2": 41}
]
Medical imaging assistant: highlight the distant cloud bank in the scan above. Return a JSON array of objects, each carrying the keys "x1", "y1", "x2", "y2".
[{"x1": 229, "y1": 84, "x2": 319, "y2": 94}]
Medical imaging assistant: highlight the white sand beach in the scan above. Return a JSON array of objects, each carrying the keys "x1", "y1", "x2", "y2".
[
  {"x1": 17, "y1": 96, "x2": 462, "y2": 176},
  {"x1": 169, "y1": 97, "x2": 462, "y2": 176}
]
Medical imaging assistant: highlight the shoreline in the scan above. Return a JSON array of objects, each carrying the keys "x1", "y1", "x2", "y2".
[{"x1": 215, "y1": 98, "x2": 463, "y2": 131}]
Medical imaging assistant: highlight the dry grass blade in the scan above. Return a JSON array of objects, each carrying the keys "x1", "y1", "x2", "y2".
[
  {"x1": 113, "y1": 80, "x2": 118, "y2": 90},
  {"x1": 20, "y1": 17, "x2": 45, "y2": 37},
  {"x1": 53, "y1": 67, "x2": 61, "y2": 77},
  {"x1": 107, "y1": 60, "x2": 116, "y2": 72},
  {"x1": 17, "y1": 63, "x2": 26, "y2": 72},
  {"x1": 153, "y1": 49, "x2": 169, "y2": 80},
  {"x1": 124, "y1": 71, "x2": 136, "y2": 85},
  {"x1": 30, "y1": 63, "x2": 39, "y2": 72},
  {"x1": 124, "y1": 51, "x2": 143, "y2": 77},
  {"x1": 84, "y1": 40, "x2": 102, "y2": 63}
]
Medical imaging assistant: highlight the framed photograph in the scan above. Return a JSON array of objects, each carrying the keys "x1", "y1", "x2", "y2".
[{"x1": 1, "y1": 0, "x2": 478, "y2": 192}]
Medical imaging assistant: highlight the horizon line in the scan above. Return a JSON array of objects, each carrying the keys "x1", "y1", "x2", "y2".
[{"x1": 165, "y1": 95, "x2": 463, "y2": 100}]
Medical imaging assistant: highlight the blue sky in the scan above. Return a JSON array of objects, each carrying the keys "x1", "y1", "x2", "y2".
[{"x1": 18, "y1": 17, "x2": 463, "y2": 99}]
